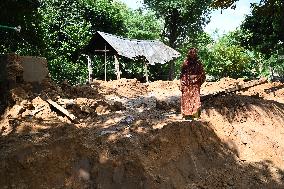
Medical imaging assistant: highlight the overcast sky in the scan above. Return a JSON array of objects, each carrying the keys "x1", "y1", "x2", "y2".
[{"x1": 119, "y1": 0, "x2": 260, "y2": 37}]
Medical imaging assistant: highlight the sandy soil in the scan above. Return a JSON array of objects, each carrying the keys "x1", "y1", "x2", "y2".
[{"x1": 0, "y1": 78, "x2": 284, "y2": 189}]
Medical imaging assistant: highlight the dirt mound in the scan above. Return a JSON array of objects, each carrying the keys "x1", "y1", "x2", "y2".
[
  {"x1": 94, "y1": 78, "x2": 148, "y2": 98},
  {"x1": 1, "y1": 77, "x2": 284, "y2": 188},
  {"x1": 240, "y1": 81, "x2": 284, "y2": 103},
  {"x1": 148, "y1": 80, "x2": 180, "y2": 97},
  {"x1": 203, "y1": 94, "x2": 284, "y2": 167},
  {"x1": 1, "y1": 121, "x2": 283, "y2": 188}
]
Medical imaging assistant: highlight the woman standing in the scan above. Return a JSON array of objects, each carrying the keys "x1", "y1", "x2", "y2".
[{"x1": 180, "y1": 48, "x2": 206, "y2": 120}]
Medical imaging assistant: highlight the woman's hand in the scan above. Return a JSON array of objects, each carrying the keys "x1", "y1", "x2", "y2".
[
  {"x1": 189, "y1": 75, "x2": 197, "y2": 80},
  {"x1": 190, "y1": 75, "x2": 200, "y2": 84},
  {"x1": 180, "y1": 80, "x2": 186, "y2": 91}
]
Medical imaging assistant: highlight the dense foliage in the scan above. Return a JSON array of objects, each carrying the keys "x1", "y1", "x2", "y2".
[
  {"x1": 200, "y1": 31, "x2": 262, "y2": 79},
  {"x1": 240, "y1": 0, "x2": 284, "y2": 78},
  {"x1": 0, "y1": 0, "x2": 283, "y2": 84},
  {"x1": 0, "y1": 0, "x2": 43, "y2": 55},
  {"x1": 0, "y1": 0, "x2": 162, "y2": 84},
  {"x1": 241, "y1": 0, "x2": 284, "y2": 55},
  {"x1": 143, "y1": 0, "x2": 212, "y2": 80}
]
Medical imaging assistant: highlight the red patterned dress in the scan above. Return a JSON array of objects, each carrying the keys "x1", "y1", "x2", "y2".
[{"x1": 180, "y1": 59, "x2": 206, "y2": 116}]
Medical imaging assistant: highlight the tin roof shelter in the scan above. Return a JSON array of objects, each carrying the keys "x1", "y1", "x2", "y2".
[{"x1": 84, "y1": 31, "x2": 181, "y2": 82}]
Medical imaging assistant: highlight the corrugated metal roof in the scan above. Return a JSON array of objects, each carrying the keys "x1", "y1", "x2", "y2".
[{"x1": 97, "y1": 31, "x2": 180, "y2": 65}]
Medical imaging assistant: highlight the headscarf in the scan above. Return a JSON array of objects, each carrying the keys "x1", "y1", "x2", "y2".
[{"x1": 181, "y1": 48, "x2": 201, "y2": 75}]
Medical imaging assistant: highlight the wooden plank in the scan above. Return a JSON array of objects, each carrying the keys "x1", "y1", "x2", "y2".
[{"x1": 46, "y1": 99, "x2": 76, "y2": 121}]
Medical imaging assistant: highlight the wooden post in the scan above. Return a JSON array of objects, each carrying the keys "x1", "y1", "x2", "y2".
[
  {"x1": 144, "y1": 62, "x2": 149, "y2": 83},
  {"x1": 104, "y1": 44, "x2": 107, "y2": 81},
  {"x1": 94, "y1": 48, "x2": 110, "y2": 81},
  {"x1": 114, "y1": 54, "x2": 120, "y2": 80},
  {"x1": 87, "y1": 55, "x2": 92, "y2": 83}
]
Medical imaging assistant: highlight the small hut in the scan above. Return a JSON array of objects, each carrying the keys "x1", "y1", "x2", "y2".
[{"x1": 84, "y1": 31, "x2": 180, "y2": 82}]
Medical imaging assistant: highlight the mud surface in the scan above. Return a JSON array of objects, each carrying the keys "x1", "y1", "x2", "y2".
[{"x1": 1, "y1": 78, "x2": 284, "y2": 189}]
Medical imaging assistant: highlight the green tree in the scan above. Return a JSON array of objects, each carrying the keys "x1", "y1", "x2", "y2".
[
  {"x1": 241, "y1": 0, "x2": 284, "y2": 56},
  {"x1": 38, "y1": 0, "x2": 93, "y2": 84},
  {"x1": 119, "y1": 6, "x2": 163, "y2": 81},
  {"x1": 211, "y1": 0, "x2": 239, "y2": 9},
  {"x1": 39, "y1": 0, "x2": 162, "y2": 84},
  {"x1": 82, "y1": 0, "x2": 127, "y2": 36},
  {"x1": 124, "y1": 9, "x2": 162, "y2": 40},
  {"x1": 239, "y1": 0, "x2": 284, "y2": 78},
  {"x1": 143, "y1": 0, "x2": 212, "y2": 80},
  {"x1": 210, "y1": 0, "x2": 284, "y2": 79},
  {"x1": 0, "y1": 0, "x2": 44, "y2": 55},
  {"x1": 83, "y1": 0, "x2": 162, "y2": 81},
  {"x1": 199, "y1": 31, "x2": 262, "y2": 79}
]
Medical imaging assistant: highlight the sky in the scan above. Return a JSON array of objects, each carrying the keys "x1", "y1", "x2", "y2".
[
  {"x1": 205, "y1": 0, "x2": 260, "y2": 36},
  {"x1": 119, "y1": 0, "x2": 260, "y2": 37}
]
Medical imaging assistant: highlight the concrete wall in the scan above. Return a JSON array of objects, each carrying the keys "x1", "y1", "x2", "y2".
[
  {"x1": 20, "y1": 56, "x2": 49, "y2": 83},
  {"x1": 0, "y1": 54, "x2": 49, "y2": 104},
  {"x1": 0, "y1": 54, "x2": 49, "y2": 84}
]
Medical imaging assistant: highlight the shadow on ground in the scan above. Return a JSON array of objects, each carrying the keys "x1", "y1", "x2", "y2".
[
  {"x1": 202, "y1": 93, "x2": 284, "y2": 124},
  {"x1": 0, "y1": 119, "x2": 283, "y2": 189}
]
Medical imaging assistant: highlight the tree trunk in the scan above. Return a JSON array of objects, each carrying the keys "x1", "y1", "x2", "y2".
[
  {"x1": 167, "y1": 8, "x2": 179, "y2": 81},
  {"x1": 168, "y1": 60, "x2": 175, "y2": 81},
  {"x1": 168, "y1": 37, "x2": 177, "y2": 80}
]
